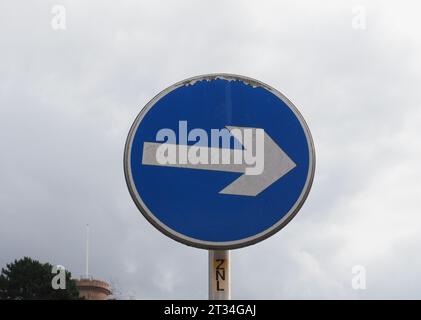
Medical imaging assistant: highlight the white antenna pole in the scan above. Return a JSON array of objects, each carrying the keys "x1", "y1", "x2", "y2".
[{"x1": 85, "y1": 224, "x2": 89, "y2": 278}]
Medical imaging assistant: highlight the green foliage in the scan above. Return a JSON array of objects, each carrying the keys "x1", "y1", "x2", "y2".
[{"x1": 0, "y1": 257, "x2": 81, "y2": 300}]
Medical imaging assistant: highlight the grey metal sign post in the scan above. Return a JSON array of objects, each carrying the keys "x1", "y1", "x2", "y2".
[{"x1": 209, "y1": 250, "x2": 230, "y2": 300}]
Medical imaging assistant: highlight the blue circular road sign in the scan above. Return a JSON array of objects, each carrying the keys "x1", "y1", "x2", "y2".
[{"x1": 124, "y1": 74, "x2": 315, "y2": 249}]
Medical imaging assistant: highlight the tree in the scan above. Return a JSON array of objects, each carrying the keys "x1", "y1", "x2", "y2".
[{"x1": 0, "y1": 257, "x2": 81, "y2": 300}]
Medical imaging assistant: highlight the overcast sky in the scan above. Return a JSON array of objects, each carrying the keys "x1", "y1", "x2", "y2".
[{"x1": 1, "y1": 0, "x2": 421, "y2": 299}]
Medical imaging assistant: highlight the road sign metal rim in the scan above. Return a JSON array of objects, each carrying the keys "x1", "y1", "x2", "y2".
[{"x1": 124, "y1": 73, "x2": 316, "y2": 250}]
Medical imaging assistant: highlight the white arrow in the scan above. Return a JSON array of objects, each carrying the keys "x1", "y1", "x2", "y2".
[{"x1": 141, "y1": 127, "x2": 296, "y2": 196}]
